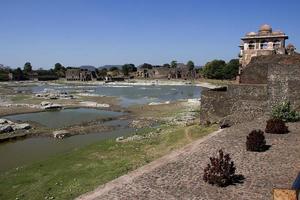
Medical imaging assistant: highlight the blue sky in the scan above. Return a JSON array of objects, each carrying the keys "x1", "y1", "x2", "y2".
[{"x1": 1, "y1": 0, "x2": 300, "y2": 69}]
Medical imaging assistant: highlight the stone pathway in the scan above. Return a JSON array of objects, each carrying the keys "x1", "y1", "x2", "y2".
[{"x1": 77, "y1": 117, "x2": 300, "y2": 200}]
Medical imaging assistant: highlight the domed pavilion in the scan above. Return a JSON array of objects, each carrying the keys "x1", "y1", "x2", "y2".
[{"x1": 239, "y1": 24, "x2": 289, "y2": 68}]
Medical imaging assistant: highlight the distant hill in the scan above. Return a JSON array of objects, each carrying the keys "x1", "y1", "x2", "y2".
[
  {"x1": 99, "y1": 65, "x2": 122, "y2": 70},
  {"x1": 79, "y1": 65, "x2": 97, "y2": 71}
]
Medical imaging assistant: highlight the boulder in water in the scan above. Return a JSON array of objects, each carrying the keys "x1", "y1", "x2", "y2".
[
  {"x1": 0, "y1": 125, "x2": 13, "y2": 134},
  {"x1": 53, "y1": 130, "x2": 71, "y2": 139}
]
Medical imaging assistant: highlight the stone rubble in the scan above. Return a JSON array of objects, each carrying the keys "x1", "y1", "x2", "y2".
[
  {"x1": 0, "y1": 119, "x2": 31, "y2": 134},
  {"x1": 52, "y1": 130, "x2": 71, "y2": 139},
  {"x1": 79, "y1": 101, "x2": 110, "y2": 108},
  {"x1": 35, "y1": 89, "x2": 74, "y2": 100},
  {"x1": 40, "y1": 101, "x2": 63, "y2": 110}
]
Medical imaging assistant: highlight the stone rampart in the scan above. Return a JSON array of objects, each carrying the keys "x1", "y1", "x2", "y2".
[{"x1": 201, "y1": 54, "x2": 300, "y2": 124}]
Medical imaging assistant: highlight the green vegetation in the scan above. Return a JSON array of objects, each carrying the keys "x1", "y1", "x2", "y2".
[
  {"x1": 271, "y1": 101, "x2": 300, "y2": 122},
  {"x1": 170, "y1": 60, "x2": 177, "y2": 68},
  {"x1": 121, "y1": 64, "x2": 137, "y2": 76},
  {"x1": 53, "y1": 63, "x2": 66, "y2": 78},
  {"x1": 187, "y1": 60, "x2": 195, "y2": 71},
  {"x1": 140, "y1": 63, "x2": 153, "y2": 69},
  {"x1": 23, "y1": 62, "x2": 33, "y2": 74},
  {"x1": 0, "y1": 70, "x2": 9, "y2": 81},
  {"x1": 201, "y1": 59, "x2": 239, "y2": 80},
  {"x1": 0, "y1": 124, "x2": 217, "y2": 200}
]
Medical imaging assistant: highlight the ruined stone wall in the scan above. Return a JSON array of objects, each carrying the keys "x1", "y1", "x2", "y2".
[
  {"x1": 267, "y1": 57, "x2": 300, "y2": 110},
  {"x1": 201, "y1": 54, "x2": 300, "y2": 124},
  {"x1": 240, "y1": 56, "x2": 268, "y2": 84},
  {"x1": 200, "y1": 84, "x2": 267, "y2": 124}
]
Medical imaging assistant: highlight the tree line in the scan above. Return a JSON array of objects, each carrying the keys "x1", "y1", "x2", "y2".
[{"x1": 0, "y1": 59, "x2": 239, "y2": 81}]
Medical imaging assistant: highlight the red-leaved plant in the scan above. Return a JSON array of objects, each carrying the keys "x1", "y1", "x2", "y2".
[{"x1": 203, "y1": 149, "x2": 236, "y2": 187}]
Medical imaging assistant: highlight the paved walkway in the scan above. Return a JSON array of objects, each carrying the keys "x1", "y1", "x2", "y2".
[{"x1": 77, "y1": 118, "x2": 300, "y2": 200}]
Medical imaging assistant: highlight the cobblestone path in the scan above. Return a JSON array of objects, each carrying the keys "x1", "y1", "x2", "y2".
[{"x1": 77, "y1": 118, "x2": 300, "y2": 200}]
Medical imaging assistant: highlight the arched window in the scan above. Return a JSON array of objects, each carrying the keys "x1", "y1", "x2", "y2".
[
  {"x1": 260, "y1": 40, "x2": 268, "y2": 49},
  {"x1": 248, "y1": 41, "x2": 255, "y2": 49},
  {"x1": 273, "y1": 40, "x2": 281, "y2": 49}
]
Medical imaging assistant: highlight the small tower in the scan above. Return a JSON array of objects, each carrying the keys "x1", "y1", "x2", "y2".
[{"x1": 239, "y1": 24, "x2": 288, "y2": 71}]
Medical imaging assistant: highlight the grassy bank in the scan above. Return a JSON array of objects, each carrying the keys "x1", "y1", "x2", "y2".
[{"x1": 0, "y1": 124, "x2": 217, "y2": 200}]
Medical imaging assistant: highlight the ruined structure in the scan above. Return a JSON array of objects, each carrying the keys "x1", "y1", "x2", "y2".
[
  {"x1": 66, "y1": 68, "x2": 93, "y2": 81},
  {"x1": 201, "y1": 54, "x2": 300, "y2": 124},
  {"x1": 200, "y1": 25, "x2": 300, "y2": 124},
  {"x1": 136, "y1": 64, "x2": 196, "y2": 80}
]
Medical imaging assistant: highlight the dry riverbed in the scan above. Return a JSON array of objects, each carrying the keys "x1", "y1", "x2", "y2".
[
  {"x1": 0, "y1": 81, "x2": 219, "y2": 200},
  {"x1": 0, "y1": 81, "x2": 201, "y2": 141}
]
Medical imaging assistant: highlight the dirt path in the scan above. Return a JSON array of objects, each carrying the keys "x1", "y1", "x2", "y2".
[{"x1": 76, "y1": 117, "x2": 300, "y2": 200}]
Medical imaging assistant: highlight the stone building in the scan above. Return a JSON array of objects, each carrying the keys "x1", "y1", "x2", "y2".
[
  {"x1": 66, "y1": 68, "x2": 92, "y2": 81},
  {"x1": 239, "y1": 24, "x2": 288, "y2": 70},
  {"x1": 136, "y1": 64, "x2": 196, "y2": 80},
  {"x1": 200, "y1": 24, "x2": 299, "y2": 125},
  {"x1": 136, "y1": 67, "x2": 170, "y2": 79}
]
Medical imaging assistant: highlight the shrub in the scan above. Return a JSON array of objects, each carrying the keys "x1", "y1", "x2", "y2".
[
  {"x1": 203, "y1": 149, "x2": 236, "y2": 187},
  {"x1": 271, "y1": 101, "x2": 300, "y2": 122},
  {"x1": 246, "y1": 130, "x2": 266, "y2": 152},
  {"x1": 265, "y1": 118, "x2": 288, "y2": 134}
]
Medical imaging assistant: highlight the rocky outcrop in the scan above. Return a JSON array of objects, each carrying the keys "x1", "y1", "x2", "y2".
[
  {"x1": 79, "y1": 101, "x2": 110, "y2": 108},
  {"x1": 52, "y1": 130, "x2": 71, "y2": 139},
  {"x1": 40, "y1": 102, "x2": 63, "y2": 110},
  {"x1": 0, "y1": 119, "x2": 31, "y2": 134},
  {"x1": 35, "y1": 90, "x2": 74, "y2": 100}
]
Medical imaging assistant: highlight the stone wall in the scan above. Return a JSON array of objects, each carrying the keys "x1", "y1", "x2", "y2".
[
  {"x1": 200, "y1": 84, "x2": 267, "y2": 124},
  {"x1": 201, "y1": 54, "x2": 300, "y2": 124},
  {"x1": 267, "y1": 56, "x2": 300, "y2": 110}
]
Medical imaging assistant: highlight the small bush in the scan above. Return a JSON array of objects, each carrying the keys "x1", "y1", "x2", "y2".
[
  {"x1": 265, "y1": 118, "x2": 288, "y2": 134},
  {"x1": 271, "y1": 101, "x2": 300, "y2": 122},
  {"x1": 246, "y1": 130, "x2": 266, "y2": 152},
  {"x1": 203, "y1": 149, "x2": 236, "y2": 187}
]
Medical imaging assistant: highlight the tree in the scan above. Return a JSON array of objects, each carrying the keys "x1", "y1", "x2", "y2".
[
  {"x1": 170, "y1": 60, "x2": 177, "y2": 68},
  {"x1": 223, "y1": 59, "x2": 239, "y2": 79},
  {"x1": 163, "y1": 63, "x2": 170, "y2": 68},
  {"x1": 140, "y1": 63, "x2": 153, "y2": 69},
  {"x1": 122, "y1": 64, "x2": 137, "y2": 76},
  {"x1": 187, "y1": 60, "x2": 195, "y2": 71},
  {"x1": 122, "y1": 65, "x2": 130, "y2": 76},
  {"x1": 13, "y1": 68, "x2": 24, "y2": 81},
  {"x1": 23, "y1": 62, "x2": 32, "y2": 73},
  {"x1": 97, "y1": 68, "x2": 108, "y2": 77},
  {"x1": 202, "y1": 60, "x2": 226, "y2": 79},
  {"x1": 109, "y1": 66, "x2": 119, "y2": 72},
  {"x1": 54, "y1": 63, "x2": 63, "y2": 71},
  {"x1": 53, "y1": 63, "x2": 66, "y2": 78}
]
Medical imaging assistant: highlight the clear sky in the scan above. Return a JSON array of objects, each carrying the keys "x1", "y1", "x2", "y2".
[{"x1": 1, "y1": 0, "x2": 300, "y2": 69}]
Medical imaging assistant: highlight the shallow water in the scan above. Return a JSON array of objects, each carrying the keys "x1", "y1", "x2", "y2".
[
  {"x1": 0, "y1": 83, "x2": 201, "y2": 172},
  {"x1": 29, "y1": 84, "x2": 201, "y2": 107},
  {"x1": 0, "y1": 120, "x2": 133, "y2": 172},
  {"x1": 5, "y1": 108, "x2": 123, "y2": 128}
]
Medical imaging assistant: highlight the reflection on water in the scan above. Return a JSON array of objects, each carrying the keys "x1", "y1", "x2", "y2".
[{"x1": 5, "y1": 108, "x2": 123, "y2": 128}]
